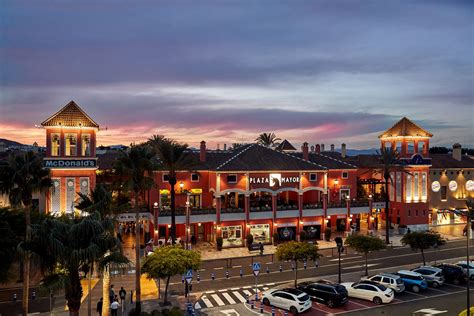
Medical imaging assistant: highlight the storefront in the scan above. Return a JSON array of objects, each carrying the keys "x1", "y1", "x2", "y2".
[
  {"x1": 435, "y1": 210, "x2": 452, "y2": 225},
  {"x1": 221, "y1": 224, "x2": 243, "y2": 247},
  {"x1": 336, "y1": 215, "x2": 347, "y2": 232},
  {"x1": 277, "y1": 224, "x2": 296, "y2": 241},
  {"x1": 454, "y1": 210, "x2": 467, "y2": 224},
  {"x1": 249, "y1": 224, "x2": 271, "y2": 244},
  {"x1": 303, "y1": 222, "x2": 321, "y2": 240}
]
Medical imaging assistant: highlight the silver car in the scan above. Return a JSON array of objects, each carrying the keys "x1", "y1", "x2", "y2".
[
  {"x1": 411, "y1": 266, "x2": 445, "y2": 287},
  {"x1": 364, "y1": 273, "x2": 405, "y2": 293}
]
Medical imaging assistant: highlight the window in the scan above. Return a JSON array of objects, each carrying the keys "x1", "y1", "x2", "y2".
[
  {"x1": 440, "y1": 186, "x2": 447, "y2": 201},
  {"x1": 389, "y1": 172, "x2": 395, "y2": 201},
  {"x1": 340, "y1": 189, "x2": 350, "y2": 200},
  {"x1": 342, "y1": 171, "x2": 348, "y2": 179},
  {"x1": 396, "y1": 172, "x2": 402, "y2": 202},
  {"x1": 417, "y1": 141, "x2": 424, "y2": 153},
  {"x1": 227, "y1": 174, "x2": 237, "y2": 183},
  {"x1": 191, "y1": 173, "x2": 199, "y2": 182},
  {"x1": 81, "y1": 134, "x2": 91, "y2": 156},
  {"x1": 372, "y1": 276, "x2": 382, "y2": 282},
  {"x1": 421, "y1": 172, "x2": 427, "y2": 200},
  {"x1": 65, "y1": 133, "x2": 77, "y2": 156},
  {"x1": 407, "y1": 141, "x2": 414, "y2": 153},
  {"x1": 309, "y1": 173, "x2": 317, "y2": 181},
  {"x1": 406, "y1": 174, "x2": 412, "y2": 201},
  {"x1": 408, "y1": 210, "x2": 411, "y2": 216},
  {"x1": 162, "y1": 174, "x2": 169, "y2": 182},
  {"x1": 51, "y1": 133, "x2": 60, "y2": 156},
  {"x1": 51, "y1": 179, "x2": 61, "y2": 214},
  {"x1": 80, "y1": 177, "x2": 90, "y2": 197},
  {"x1": 382, "y1": 277, "x2": 391, "y2": 284},
  {"x1": 66, "y1": 178, "x2": 75, "y2": 214},
  {"x1": 423, "y1": 210, "x2": 426, "y2": 216},
  {"x1": 414, "y1": 172, "x2": 419, "y2": 201}
]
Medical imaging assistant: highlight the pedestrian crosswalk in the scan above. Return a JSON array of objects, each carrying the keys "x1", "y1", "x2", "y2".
[{"x1": 194, "y1": 285, "x2": 272, "y2": 309}]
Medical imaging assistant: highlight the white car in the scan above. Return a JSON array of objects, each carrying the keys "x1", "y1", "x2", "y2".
[
  {"x1": 262, "y1": 288, "x2": 312, "y2": 314},
  {"x1": 341, "y1": 281, "x2": 394, "y2": 305},
  {"x1": 456, "y1": 261, "x2": 474, "y2": 280}
]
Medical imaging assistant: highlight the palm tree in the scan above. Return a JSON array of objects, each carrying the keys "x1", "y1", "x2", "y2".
[
  {"x1": 114, "y1": 145, "x2": 155, "y2": 314},
  {"x1": 27, "y1": 212, "x2": 126, "y2": 316},
  {"x1": 148, "y1": 135, "x2": 197, "y2": 244},
  {"x1": 255, "y1": 132, "x2": 281, "y2": 147},
  {"x1": 0, "y1": 151, "x2": 52, "y2": 315},
  {"x1": 378, "y1": 147, "x2": 399, "y2": 244}
]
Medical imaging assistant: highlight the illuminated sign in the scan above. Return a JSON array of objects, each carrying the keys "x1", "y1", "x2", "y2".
[
  {"x1": 448, "y1": 180, "x2": 458, "y2": 192},
  {"x1": 431, "y1": 181, "x2": 440, "y2": 192},
  {"x1": 249, "y1": 173, "x2": 299, "y2": 187},
  {"x1": 466, "y1": 180, "x2": 474, "y2": 192},
  {"x1": 44, "y1": 158, "x2": 97, "y2": 169}
]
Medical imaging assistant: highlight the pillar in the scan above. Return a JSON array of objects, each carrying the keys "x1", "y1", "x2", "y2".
[
  {"x1": 298, "y1": 194, "x2": 303, "y2": 240},
  {"x1": 346, "y1": 198, "x2": 351, "y2": 232},
  {"x1": 322, "y1": 192, "x2": 328, "y2": 237},
  {"x1": 272, "y1": 194, "x2": 277, "y2": 236},
  {"x1": 216, "y1": 196, "x2": 222, "y2": 239},
  {"x1": 244, "y1": 195, "x2": 250, "y2": 242}
]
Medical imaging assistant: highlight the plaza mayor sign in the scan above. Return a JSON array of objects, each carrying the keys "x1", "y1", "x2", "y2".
[
  {"x1": 249, "y1": 173, "x2": 299, "y2": 188},
  {"x1": 44, "y1": 158, "x2": 97, "y2": 169}
]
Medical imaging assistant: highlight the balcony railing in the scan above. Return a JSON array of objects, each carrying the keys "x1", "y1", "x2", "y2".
[
  {"x1": 350, "y1": 199, "x2": 370, "y2": 207},
  {"x1": 159, "y1": 207, "x2": 216, "y2": 216},
  {"x1": 250, "y1": 206, "x2": 272, "y2": 212},
  {"x1": 277, "y1": 204, "x2": 299, "y2": 211},
  {"x1": 303, "y1": 203, "x2": 323, "y2": 209},
  {"x1": 221, "y1": 207, "x2": 244, "y2": 214},
  {"x1": 327, "y1": 200, "x2": 347, "y2": 208}
]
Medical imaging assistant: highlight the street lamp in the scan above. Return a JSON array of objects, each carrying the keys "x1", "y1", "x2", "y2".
[
  {"x1": 335, "y1": 237, "x2": 344, "y2": 283},
  {"x1": 153, "y1": 202, "x2": 159, "y2": 245},
  {"x1": 186, "y1": 195, "x2": 190, "y2": 250}
]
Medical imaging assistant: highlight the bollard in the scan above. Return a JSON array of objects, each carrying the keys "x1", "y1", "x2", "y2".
[
  {"x1": 130, "y1": 290, "x2": 133, "y2": 304},
  {"x1": 260, "y1": 302, "x2": 263, "y2": 313},
  {"x1": 251, "y1": 300, "x2": 254, "y2": 309},
  {"x1": 182, "y1": 275, "x2": 185, "y2": 283},
  {"x1": 271, "y1": 306, "x2": 275, "y2": 316},
  {"x1": 240, "y1": 269, "x2": 243, "y2": 278},
  {"x1": 284, "y1": 310, "x2": 288, "y2": 316},
  {"x1": 211, "y1": 272, "x2": 215, "y2": 281},
  {"x1": 279, "y1": 265, "x2": 282, "y2": 272},
  {"x1": 32, "y1": 290, "x2": 36, "y2": 300},
  {"x1": 246, "y1": 294, "x2": 250, "y2": 304},
  {"x1": 197, "y1": 273, "x2": 200, "y2": 283},
  {"x1": 315, "y1": 260, "x2": 319, "y2": 268},
  {"x1": 291, "y1": 263, "x2": 295, "y2": 271},
  {"x1": 266, "y1": 266, "x2": 270, "y2": 274},
  {"x1": 304, "y1": 261, "x2": 307, "y2": 270},
  {"x1": 13, "y1": 293, "x2": 17, "y2": 301},
  {"x1": 226, "y1": 271, "x2": 229, "y2": 279}
]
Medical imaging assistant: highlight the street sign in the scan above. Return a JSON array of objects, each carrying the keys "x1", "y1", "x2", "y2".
[
  {"x1": 252, "y1": 263, "x2": 261, "y2": 277},
  {"x1": 185, "y1": 269, "x2": 193, "y2": 283}
]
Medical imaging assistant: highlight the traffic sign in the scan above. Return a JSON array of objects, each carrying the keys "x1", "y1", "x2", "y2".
[
  {"x1": 185, "y1": 269, "x2": 193, "y2": 283},
  {"x1": 252, "y1": 263, "x2": 261, "y2": 277}
]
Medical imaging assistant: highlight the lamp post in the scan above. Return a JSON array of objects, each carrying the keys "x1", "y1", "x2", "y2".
[
  {"x1": 186, "y1": 193, "x2": 190, "y2": 250},
  {"x1": 153, "y1": 202, "x2": 159, "y2": 246},
  {"x1": 335, "y1": 237, "x2": 343, "y2": 283}
]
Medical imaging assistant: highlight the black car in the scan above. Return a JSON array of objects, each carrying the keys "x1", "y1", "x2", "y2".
[
  {"x1": 297, "y1": 281, "x2": 348, "y2": 308},
  {"x1": 435, "y1": 263, "x2": 467, "y2": 285}
]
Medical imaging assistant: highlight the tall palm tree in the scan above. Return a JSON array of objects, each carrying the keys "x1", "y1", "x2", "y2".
[
  {"x1": 0, "y1": 151, "x2": 52, "y2": 316},
  {"x1": 27, "y1": 212, "x2": 126, "y2": 316},
  {"x1": 378, "y1": 147, "x2": 399, "y2": 244},
  {"x1": 148, "y1": 135, "x2": 197, "y2": 245},
  {"x1": 114, "y1": 145, "x2": 155, "y2": 314},
  {"x1": 255, "y1": 132, "x2": 281, "y2": 147}
]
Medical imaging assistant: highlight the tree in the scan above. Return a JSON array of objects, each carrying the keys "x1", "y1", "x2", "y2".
[
  {"x1": 275, "y1": 241, "x2": 320, "y2": 286},
  {"x1": 148, "y1": 135, "x2": 196, "y2": 244},
  {"x1": 401, "y1": 230, "x2": 446, "y2": 266},
  {"x1": 114, "y1": 145, "x2": 156, "y2": 314},
  {"x1": 255, "y1": 132, "x2": 281, "y2": 147},
  {"x1": 378, "y1": 147, "x2": 399, "y2": 244},
  {"x1": 141, "y1": 245, "x2": 201, "y2": 304},
  {"x1": 27, "y1": 213, "x2": 125, "y2": 316},
  {"x1": 76, "y1": 185, "x2": 129, "y2": 316},
  {"x1": 345, "y1": 234, "x2": 386, "y2": 276},
  {"x1": 0, "y1": 151, "x2": 52, "y2": 315}
]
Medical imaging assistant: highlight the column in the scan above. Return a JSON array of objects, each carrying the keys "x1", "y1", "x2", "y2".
[
  {"x1": 244, "y1": 195, "x2": 250, "y2": 242},
  {"x1": 298, "y1": 194, "x2": 303, "y2": 240},
  {"x1": 216, "y1": 196, "x2": 222, "y2": 239},
  {"x1": 346, "y1": 198, "x2": 351, "y2": 232},
  {"x1": 153, "y1": 203, "x2": 159, "y2": 245},
  {"x1": 322, "y1": 192, "x2": 328, "y2": 238},
  {"x1": 368, "y1": 196, "x2": 373, "y2": 232},
  {"x1": 272, "y1": 194, "x2": 277, "y2": 236}
]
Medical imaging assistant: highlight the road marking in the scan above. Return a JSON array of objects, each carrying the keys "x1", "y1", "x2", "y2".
[
  {"x1": 343, "y1": 263, "x2": 379, "y2": 270},
  {"x1": 201, "y1": 296, "x2": 214, "y2": 308},
  {"x1": 219, "y1": 289, "x2": 228, "y2": 292},
  {"x1": 427, "y1": 287, "x2": 449, "y2": 294},
  {"x1": 214, "y1": 267, "x2": 224, "y2": 270},
  {"x1": 231, "y1": 288, "x2": 240, "y2": 291},
  {"x1": 212, "y1": 294, "x2": 226, "y2": 306},
  {"x1": 233, "y1": 265, "x2": 242, "y2": 268},
  {"x1": 242, "y1": 286, "x2": 252, "y2": 289},
  {"x1": 266, "y1": 262, "x2": 273, "y2": 265},
  {"x1": 205, "y1": 290, "x2": 215, "y2": 294},
  {"x1": 199, "y1": 269, "x2": 206, "y2": 272},
  {"x1": 348, "y1": 300, "x2": 373, "y2": 308},
  {"x1": 267, "y1": 283, "x2": 275, "y2": 286},
  {"x1": 329, "y1": 256, "x2": 362, "y2": 262},
  {"x1": 243, "y1": 290, "x2": 253, "y2": 297},
  {"x1": 263, "y1": 287, "x2": 269, "y2": 290},
  {"x1": 222, "y1": 292, "x2": 236, "y2": 304},
  {"x1": 233, "y1": 291, "x2": 247, "y2": 303},
  {"x1": 220, "y1": 309, "x2": 240, "y2": 315}
]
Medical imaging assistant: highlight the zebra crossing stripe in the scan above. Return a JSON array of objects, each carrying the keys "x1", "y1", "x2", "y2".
[
  {"x1": 222, "y1": 292, "x2": 236, "y2": 305},
  {"x1": 232, "y1": 291, "x2": 246, "y2": 303},
  {"x1": 211, "y1": 294, "x2": 225, "y2": 306},
  {"x1": 201, "y1": 296, "x2": 214, "y2": 308},
  {"x1": 243, "y1": 289, "x2": 253, "y2": 297},
  {"x1": 263, "y1": 287, "x2": 269, "y2": 290}
]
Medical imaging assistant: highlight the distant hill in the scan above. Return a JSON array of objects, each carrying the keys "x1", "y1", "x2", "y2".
[{"x1": 0, "y1": 138, "x2": 26, "y2": 147}]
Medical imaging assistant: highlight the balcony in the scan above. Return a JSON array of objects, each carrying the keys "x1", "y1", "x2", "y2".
[
  {"x1": 159, "y1": 207, "x2": 216, "y2": 216},
  {"x1": 277, "y1": 204, "x2": 298, "y2": 211},
  {"x1": 303, "y1": 203, "x2": 323, "y2": 210},
  {"x1": 250, "y1": 206, "x2": 272, "y2": 212},
  {"x1": 350, "y1": 199, "x2": 369, "y2": 207},
  {"x1": 221, "y1": 207, "x2": 244, "y2": 214},
  {"x1": 327, "y1": 200, "x2": 347, "y2": 208}
]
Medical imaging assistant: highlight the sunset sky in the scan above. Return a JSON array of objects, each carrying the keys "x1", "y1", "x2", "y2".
[{"x1": 1, "y1": 1, "x2": 472, "y2": 150}]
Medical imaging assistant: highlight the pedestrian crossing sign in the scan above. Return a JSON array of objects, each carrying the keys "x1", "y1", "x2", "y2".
[
  {"x1": 185, "y1": 269, "x2": 193, "y2": 283},
  {"x1": 252, "y1": 262, "x2": 261, "y2": 276}
]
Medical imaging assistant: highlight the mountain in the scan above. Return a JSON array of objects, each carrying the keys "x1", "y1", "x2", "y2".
[{"x1": 0, "y1": 138, "x2": 27, "y2": 147}]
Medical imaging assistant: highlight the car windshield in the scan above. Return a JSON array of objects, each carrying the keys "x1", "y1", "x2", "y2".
[
  {"x1": 298, "y1": 294, "x2": 310, "y2": 302},
  {"x1": 396, "y1": 278, "x2": 403, "y2": 284},
  {"x1": 372, "y1": 283, "x2": 387, "y2": 291},
  {"x1": 285, "y1": 288, "x2": 303, "y2": 295},
  {"x1": 335, "y1": 285, "x2": 347, "y2": 293}
]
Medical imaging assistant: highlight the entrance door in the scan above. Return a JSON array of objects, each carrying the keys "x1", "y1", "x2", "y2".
[{"x1": 198, "y1": 224, "x2": 204, "y2": 241}]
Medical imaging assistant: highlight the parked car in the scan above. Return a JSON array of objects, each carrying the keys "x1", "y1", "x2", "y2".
[
  {"x1": 455, "y1": 261, "x2": 474, "y2": 280},
  {"x1": 362, "y1": 273, "x2": 405, "y2": 293},
  {"x1": 435, "y1": 263, "x2": 467, "y2": 285},
  {"x1": 262, "y1": 288, "x2": 312, "y2": 314},
  {"x1": 395, "y1": 270, "x2": 428, "y2": 293},
  {"x1": 411, "y1": 266, "x2": 445, "y2": 288},
  {"x1": 340, "y1": 281, "x2": 394, "y2": 305},
  {"x1": 297, "y1": 280, "x2": 348, "y2": 308}
]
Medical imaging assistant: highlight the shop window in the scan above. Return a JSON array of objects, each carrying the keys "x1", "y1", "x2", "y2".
[
  {"x1": 66, "y1": 178, "x2": 75, "y2": 214},
  {"x1": 440, "y1": 186, "x2": 447, "y2": 201},
  {"x1": 221, "y1": 225, "x2": 243, "y2": 247},
  {"x1": 191, "y1": 173, "x2": 199, "y2": 182},
  {"x1": 80, "y1": 178, "x2": 90, "y2": 197},
  {"x1": 51, "y1": 134, "x2": 60, "y2": 156},
  {"x1": 81, "y1": 134, "x2": 91, "y2": 156},
  {"x1": 396, "y1": 173, "x2": 402, "y2": 202},
  {"x1": 51, "y1": 179, "x2": 61, "y2": 215},
  {"x1": 249, "y1": 224, "x2": 271, "y2": 243},
  {"x1": 162, "y1": 174, "x2": 169, "y2": 182},
  {"x1": 189, "y1": 194, "x2": 201, "y2": 208},
  {"x1": 342, "y1": 171, "x2": 348, "y2": 179},
  {"x1": 421, "y1": 173, "x2": 427, "y2": 200},
  {"x1": 309, "y1": 173, "x2": 317, "y2": 181},
  {"x1": 65, "y1": 133, "x2": 77, "y2": 156},
  {"x1": 227, "y1": 174, "x2": 237, "y2": 183}
]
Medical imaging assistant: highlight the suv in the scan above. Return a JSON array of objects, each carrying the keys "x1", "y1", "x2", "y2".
[
  {"x1": 455, "y1": 261, "x2": 474, "y2": 281},
  {"x1": 363, "y1": 273, "x2": 405, "y2": 293},
  {"x1": 396, "y1": 270, "x2": 428, "y2": 293},
  {"x1": 297, "y1": 281, "x2": 348, "y2": 308},
  {"x1": 435, "y1": 263, "x2": 467, "y2": 285},
  {"x1": 411, "y1": 266, "x2": 444, "y2": 287}
]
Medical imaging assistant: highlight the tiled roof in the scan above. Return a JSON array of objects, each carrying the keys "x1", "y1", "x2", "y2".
[
  {"x1": 379, "y1": 117, "x2": 432, "y2": 138},
  {"x1": 344, "y1": 154, "x2": 382, "y2": 169},
  {"x1": 290, "y1": 152, "x2": 357, "y2": 169},
  {"x1": 430, "y1": 154, "x2": 474, "y2": 169},
  {"x1": 275, "y1": 139, "x2": 296, "y2": 151},
  {"x1": 215, "y1": 144, "x2": 326, "y2": 171},
  {"x1": 41, "y1": 101, "x2": 99, "y2": 128}
]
